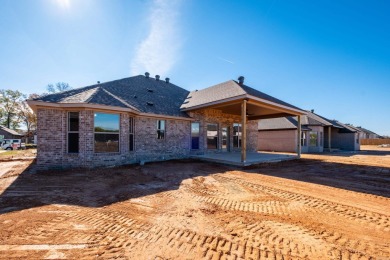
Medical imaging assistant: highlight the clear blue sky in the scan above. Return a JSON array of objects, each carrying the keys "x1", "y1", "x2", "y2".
[{"x1": 1, "y1": 0, "x2": 389, "y2": 135}]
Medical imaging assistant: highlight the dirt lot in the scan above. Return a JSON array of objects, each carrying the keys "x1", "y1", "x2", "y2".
[{"x1": 0, "y1": 146, "x2": 389, "y2": 259}]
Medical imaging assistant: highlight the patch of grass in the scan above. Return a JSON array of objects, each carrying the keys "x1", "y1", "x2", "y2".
[{"x1": 0, "y1": 150, "x2": 20, "y2": 157}]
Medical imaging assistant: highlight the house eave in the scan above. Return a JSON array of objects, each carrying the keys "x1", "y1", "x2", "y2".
[{"x1": 27, "y1": 100, "x2": 193, "y2": 121}]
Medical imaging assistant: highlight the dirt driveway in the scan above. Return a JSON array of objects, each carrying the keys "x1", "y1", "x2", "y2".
[{"x1": 0, "y1": 147, "x2": 389, "y2": 259}]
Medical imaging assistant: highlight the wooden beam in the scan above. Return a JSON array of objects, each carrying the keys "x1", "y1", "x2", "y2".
[
  {"x1": 241, "y1": 100, "x2": 247, "y2": 163},
  {"x1": 297, "y1": 115, "x2": 302, "y2": 158},
  {"x1": 247, "y1": 113, "x2": 292, "y2": 120}
]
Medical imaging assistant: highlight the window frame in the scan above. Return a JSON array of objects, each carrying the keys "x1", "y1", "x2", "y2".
[
  {"x1": 191, "y1": 122, "x2": 200, "y2": 150},
  {"x1": 206, "y1": 123, "x2": 218, "y2": 150},
  {"x1": 94, "y1": 112, "x2": 120, "y2": 153},
  {"x1": 67, "y1": 112, "x2": 79, "y2": 154},
  {"x1": 157, "y1": 120, "x2": 166, "y2": 140},
  {"x1": 309, "y1": 131, "x2": 318, "y2": 147},
  {"x1": 301, "y1": 131, "x2": 307, "y2": 146},
  {"x1": 129, "y1": 116, "x2": 135, "y2": 152},
  {"x1": 233, "y1": 123, "x2": 242, "y2": 148}
]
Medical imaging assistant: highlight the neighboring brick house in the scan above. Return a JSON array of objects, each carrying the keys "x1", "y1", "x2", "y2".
[
  {"x1": 258, "y1": 110, "x2": 361, "y2": 153},
  {"x1": 27, "y1": 74, "x2": 305, "y2": 169}
]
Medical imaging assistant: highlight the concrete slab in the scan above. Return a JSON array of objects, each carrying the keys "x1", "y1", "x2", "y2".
[{"x1": 191, "y1": 151, "x2": 298, "y2": 166}]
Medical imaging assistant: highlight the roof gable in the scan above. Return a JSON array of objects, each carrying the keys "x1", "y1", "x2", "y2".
[{"x1": 181, "y1": 80, "x2": 301, "y2": 112}]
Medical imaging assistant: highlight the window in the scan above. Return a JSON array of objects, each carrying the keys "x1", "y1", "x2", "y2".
[
  {"x1": 320, "y1": 132, "x2": 323, "y2": 146},
  {"x1": 309, "y1": 132, "x2": 318, "y2": 147},
  {"x1": 94, "y1": 113, "x2": 120, "y2": 153},
  {"x1": 68, "y1": 112, "x2": 79, "y2": 153},
  {"x1": 207, "y1": 124, "x2": 218, "y2": 149},
  {"x1": 233, "y1": 123, "x2": 241, "y2": 148},
  {"x1": 157, "y1": 120, "x2": 165, "y2": 139},
  {"x1": 129, "y1": 117, "x2": 135, "y2": 151},
  {"x1": 191, "y1": 122, "x2": 200, "y2": 149},
  {"x1": 301, "y1": 132, "x2": 307, "y2": 146}
]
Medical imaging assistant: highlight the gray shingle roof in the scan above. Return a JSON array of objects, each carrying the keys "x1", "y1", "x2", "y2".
[
  {"x1": 181, "y1": 80, "x2": 302, "y2": 112},
  {"x1": 0, "y1": 126, "x2": 23, "y2": 136},
  {"x1": 33, "y1": 75, "x2": 190, "y2": 118},
  {"x1": 258, "y1": 110, "x2": 341, "y2": 131}
]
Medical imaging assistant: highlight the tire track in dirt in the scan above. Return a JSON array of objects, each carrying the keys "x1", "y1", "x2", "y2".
[
  {"x1": 214, "y1": 175, "x2": 390, "y2": 230},
  {"x1": 62, "y1": 208, "x2": 314, "y2": 259},
  {"x1": 225, "y1": 218, "x2": 386, "y2": 259}
]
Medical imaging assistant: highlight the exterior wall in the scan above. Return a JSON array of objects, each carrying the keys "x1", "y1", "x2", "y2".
[
  {"x1": 135, "y1": 117, "x2": 190, "y2": 162},
  {"x1": 36, "y1": 107, "x2": 258, "y2": 170},
  {"x1": 330, "y1": 129, "x2": 360, "y2": 151},
  {"x1": 36, "y1": 108, "x2": 191, "y2": 170},
  {"x1": 258, "y1": 130, "x2": 297, "y2": 153},
  {"x1": 189, "y1": 108, "x2": 258, "y2": 154}
]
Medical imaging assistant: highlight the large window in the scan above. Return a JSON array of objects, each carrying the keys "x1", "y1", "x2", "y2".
[
  {"x1": 207, "y1": 124, "x2": 218, "y2": 149},
  {"x1": 68, "y1": 112, "x2": 79, "y2": 153},
  {"x1": 309, "y1": 132, "x2": 318, "y2": 147},
  {"x1": 157, "y1": 120, "x2": 165, "y2": 139},
  {"x1": 191, "y1": 122, "x2": 200, "y2": 149},
  {"x1": 129, "y1": 117, "x2": 135, "y2": 151},
  {"x1": 233, "y1": 123, "x2": 241, "y2": 148},
  {"x1": 94, "y1": 113, "x2": 120, "y2": 153},
  {"x1": 301, "y1": 132, "x2": 307, "y2": 146}
]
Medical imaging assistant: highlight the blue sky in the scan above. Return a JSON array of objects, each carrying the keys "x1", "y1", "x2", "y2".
[{"x1": 1, "y1": 0, "x2": 389, "y2": 135}]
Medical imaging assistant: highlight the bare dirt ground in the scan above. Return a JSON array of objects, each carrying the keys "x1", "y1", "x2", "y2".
[{"x1": 0, "y1": 146, "x2": 389, "y2": 259}]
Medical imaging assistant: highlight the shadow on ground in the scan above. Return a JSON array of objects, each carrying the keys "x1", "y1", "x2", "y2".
[
  {"x1": 1, "y1": 152, "x2": 389, "y2": 215},
  {"x1": 0, "y1": 160, "x2": 229, "y2": 215},
  {"x1": 245, "y1": 158, "x2": 390, "y2": 198}
]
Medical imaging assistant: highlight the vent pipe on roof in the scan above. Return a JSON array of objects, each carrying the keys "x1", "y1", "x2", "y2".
[
  {"x1": 97, "y1": 81, "x2": 100, "y2": 84},
  {"x1": 238, "y1": 76, "x2": 244, "y2": 85},
  {"x1": 145, "y1": 72, "x2": 150, "y2": 78},
  {"x1": 155, "y1": 75, "x2": 160, "y2": 81},
  {"x1": 165, "y1": 77, "x2": 170, "y2": 83},
  {"x1": 311, "y1": 109, "x2": 314, "y2": 113}
]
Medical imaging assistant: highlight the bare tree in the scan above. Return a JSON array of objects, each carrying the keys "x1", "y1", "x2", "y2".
[
  {"x1": 18, "y1": 95, "x2": 37, "y2": 143},
  {"x1": 0, "y1": 89, "x2": 25, "y2": 129},
  {"x1": 47, "y1": 82, "x2": 72, "y2": 93}
]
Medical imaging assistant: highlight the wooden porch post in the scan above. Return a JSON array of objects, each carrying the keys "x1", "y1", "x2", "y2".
[
  {"x1": 297, "y1": 115, "x2": 302, "y2": 158},
  {"x1": 328, "y1": 126, "x2": 331, "y2": 152},
  {"x1": 241, "y1": 99, "x2": 247, "y2": 163}
]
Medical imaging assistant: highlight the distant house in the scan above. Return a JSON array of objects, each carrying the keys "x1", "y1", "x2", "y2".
[
  {"x1": 27, "y1": 74, "x2": 305, "y2": 169},
  {"x1": 0, "y1": 125, "x2": 23, "y2": 141},
  {"x1": 347, "y1": 125, "x2": 381, "y2": 139},
  {"x1": 258, "y1": 110, "x2": 360, "y2": 153}
]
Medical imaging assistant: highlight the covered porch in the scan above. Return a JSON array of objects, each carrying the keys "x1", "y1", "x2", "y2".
[
  {"x1": 181, "y1": 77, "x2": 306, "y2": 163},
  {"x1": 191, "y1": 151, "x2": 298, "y2": 167}
]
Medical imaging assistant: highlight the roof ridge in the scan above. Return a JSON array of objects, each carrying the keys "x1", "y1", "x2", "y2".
[{"x1": 100, "y1": 88, "x2": 140, "y2": 112}]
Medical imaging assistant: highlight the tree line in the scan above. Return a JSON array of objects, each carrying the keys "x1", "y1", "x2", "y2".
[{"x1": 0, "y1": 82, "x2": 72, "y2": 135}]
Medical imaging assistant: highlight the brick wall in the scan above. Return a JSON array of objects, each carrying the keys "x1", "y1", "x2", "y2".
[
  {"x1": 36, "y1": 107, "x2": 257, "y2": 170},
  {"x1": 189, "y1": 108, "x2": 258, "y2": 153},
  {"x1": 36, "y1": 108, "x2": 190, "y2": 170}
]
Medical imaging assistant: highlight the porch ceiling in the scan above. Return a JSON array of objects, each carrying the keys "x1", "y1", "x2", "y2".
[{"x1": 207, "y1": 98, "x2": 304, "y2": 120}]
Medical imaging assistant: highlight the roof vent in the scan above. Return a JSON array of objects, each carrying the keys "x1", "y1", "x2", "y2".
[
  {"x1": 145, "y1": 72, "x2": 150, "y2": 78},
  {"x1": 155, "y1": 75, "x2": 160, "y2": 81},
  {"x1": 97, "y1": 81, "x2": 100, "y2": 84},
  {"x1": 147, "y1": 88, "x2": 154, "y2": 92},
  {"x1": 147, "y1": 101, "x2": 154, "y2": 106},
  {"x1": 311, "y1": 109, "x2": 314, "y2": 113},
  {"x1": 238, "y1": 76, "x2": 244, "y2": 85},
  {"x1": 134, "y1": 95, "x2": 137, "y2": 98},
  {"x1": 165, "y1": 77, "x2": 170, "y2": 83}
]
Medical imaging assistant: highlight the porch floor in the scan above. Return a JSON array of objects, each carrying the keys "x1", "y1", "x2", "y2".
[{"x1": 191, "y1": 151, "x2": 298, "y2": 166}]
